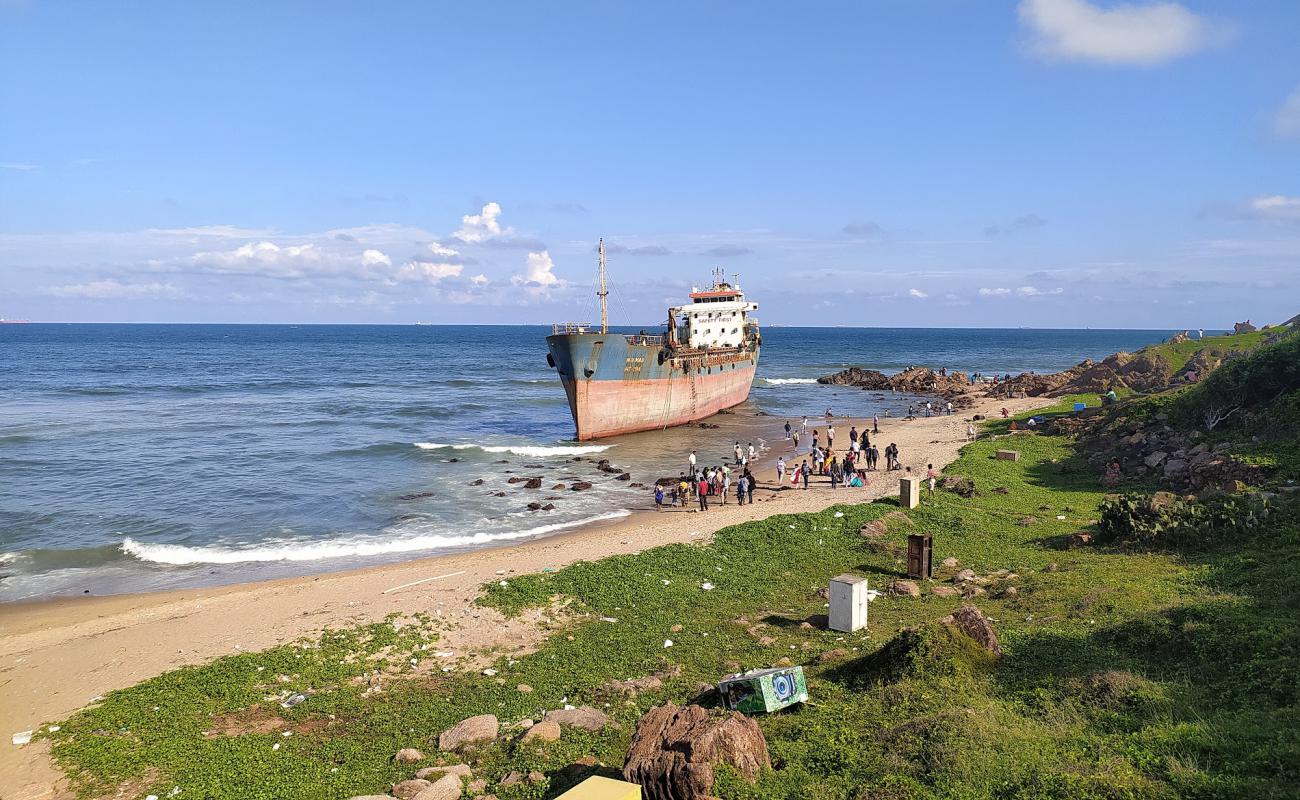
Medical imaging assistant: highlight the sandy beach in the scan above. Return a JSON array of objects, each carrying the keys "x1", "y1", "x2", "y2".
[{"x1": 0, "y1": 394, "x2": 1048, "y2": 799}]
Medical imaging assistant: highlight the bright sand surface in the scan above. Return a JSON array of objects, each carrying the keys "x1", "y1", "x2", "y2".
[{"x1": 0, "y1": 394, "x2": 1049, "y2": 799}]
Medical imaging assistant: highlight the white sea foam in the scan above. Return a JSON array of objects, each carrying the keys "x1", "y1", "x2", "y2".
[
  {"x1": 763, "y1": 377, "x2": 819, "y2": 385},
  {"x1": 0, "y1": 552, "x2": 18, "y2": 565},
  {"x1": 119, "y1": 510, "x2": 632, "y2": 566},
  {"x1": 414, "y1": 442, "x2": 612, "y2": 457}
]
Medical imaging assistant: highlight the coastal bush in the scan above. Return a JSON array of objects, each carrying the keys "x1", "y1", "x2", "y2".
[{"x1": 1097, "y1": 491, "x2": 1278, "y2": 548}]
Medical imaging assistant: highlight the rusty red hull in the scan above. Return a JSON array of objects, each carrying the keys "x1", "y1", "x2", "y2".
[
  {"x1": 547, "y1": 332, "x2": 759, "y2": 440},
  {"x1": 561, "y1": 364, "x2": 756, "y2": 439}
]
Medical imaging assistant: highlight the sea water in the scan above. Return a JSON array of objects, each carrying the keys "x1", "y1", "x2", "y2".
[{"x1": 0, "y1": 324, "x2": 1175, "y2": 601}]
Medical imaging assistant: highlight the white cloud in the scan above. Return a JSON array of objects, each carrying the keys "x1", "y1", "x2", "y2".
[
  {"x1": 514, "y1": 250, "x2": 561, "y2": 288},
  {"x1": 979, "y1": 287, "x2": 1013, "y2": 296},
  {"x1": 1018, "y1": 0, "x2": 1225, "y2": 65},
  {"x1": 469, "y1": 273, "x2": 489, "y2": 285},
  {"x1": 46, "y1": 280, "x2": 181, "y2": 299},
  {"x1": 908, "y1": 288, "x2": 928, "y2": 298},
  {"x1": 190, "y1": 241, "x2": 327, "y2": 278},
  {"x1": 452, "y1": 202, "x2": 511, "y2": 243},
  {"x1": 427, "y1": 242, "x2": 461, "y2": 258},
  {"x1": 1247, "y1": 195, "x2": 1300, "y2": 223},
  {"x1": 1017, "y1": 285, "x2": 1065, "y2": 296},
  {"x1": 0, "y1": 162, "x2": 39, "y2": 171},
  {"x1": 361, "y1": 249, "x2": 391, "y2": 267},
  {"x1": 398, "y1": 260, "x2": 463, "y2": 282},
  {"x1": 1274, "y1": 85, "x2": 1300, "y2": 139}
]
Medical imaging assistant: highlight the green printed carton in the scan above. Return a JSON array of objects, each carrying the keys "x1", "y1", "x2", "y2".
[{"x1": 718, "y1": 666, "x2": 808, "y2": 714}]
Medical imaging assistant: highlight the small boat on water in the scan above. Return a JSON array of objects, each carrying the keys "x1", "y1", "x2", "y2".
[{"x1": 545, "y1": 240, "x2": 762, "y2": 440}]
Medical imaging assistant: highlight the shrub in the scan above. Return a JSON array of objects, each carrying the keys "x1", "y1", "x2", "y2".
[{"x1": 1097, "y1": 491, "x2": 1278, "y2": 548}]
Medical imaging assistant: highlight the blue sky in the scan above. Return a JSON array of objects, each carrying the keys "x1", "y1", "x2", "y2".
[{"x1": 1, "y1": 0, "x2": 1298, "y2": 327}]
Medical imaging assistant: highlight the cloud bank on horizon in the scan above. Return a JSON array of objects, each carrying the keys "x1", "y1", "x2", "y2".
[{"x1": 1, "y1": 0, "x2": 1297, "y2": 327}]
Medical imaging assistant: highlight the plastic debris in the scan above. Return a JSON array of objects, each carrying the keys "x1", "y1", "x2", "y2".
[
  {"x1": 272, "y1": 742, "x2": 280, "y2": 751},
  {"x1": 483, "y1": 668, "x2": 498, "y2": 677},
  {"x1": 12, "y1": 730, "x2": 33, "y2": 746},
  {"x1": 834, "y1": 512, "x2": 845, "y2": 518},
  {"x1": 663, "y1": 639, "x2": 674, "y2": 648},
  {"x1": 280, "y1": 693, "x2": 307, "y2": 709},
  {"x1": 701, "y1": 582, "x2": 715, "y2": 591}
]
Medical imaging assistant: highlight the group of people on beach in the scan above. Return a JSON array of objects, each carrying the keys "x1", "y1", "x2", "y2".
[{"x1": 654, "y1": 448, "x2": 759, "y2": 511}]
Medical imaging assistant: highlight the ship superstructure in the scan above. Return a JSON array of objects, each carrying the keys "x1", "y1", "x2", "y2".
[{"x1": 546, "y1": 241, "x2": 761, "y2": 440}]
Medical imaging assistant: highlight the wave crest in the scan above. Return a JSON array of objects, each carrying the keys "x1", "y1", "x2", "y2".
[
  {"x1": 120, "y1": 510, "x2": 631, "y2": 566},
  {"x1": 414, "y1": 442, "x2": 612, "y2": 457},
  {"x1": 763, "y1": 377, "x2": 819, "y2": 385}
]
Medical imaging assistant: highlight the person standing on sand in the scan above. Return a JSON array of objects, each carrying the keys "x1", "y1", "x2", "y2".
[
  {"x1": 689, "y1": 450, "x2": 697, "y2": 476},
  {"x1": 927, "y1": 463, "x2": 937, "y2": 497},
  {"x1": 697, "y1": 475, "x2": 709, "y2": 511},
  {"x1": 734, "y1": 441, "x2": 743, "y2": 464},
  {"x1": 812, "y1": 429, "x2": 820, "y2": 453},
  {"x1": 737, "y1": 473, "x2": 747, "y2": 505},
  {"x1": 748, "y1": 442, "x2": 756, "y2": 463},
  {"x1": 745, "y1": 469, "x2": 755, "y2": 504},
  {"x1": 800, "y1": 460, "x2": 811, "y2": 489},
  {"x1": 723, "y1": 468, "x2": 732, "y2": 504},
  {"x1": 801, "y1": 416, "x2": 809, "y2": 436},
  {"x1": 654, "y1": 484, "x2": 664, "y2": 511},
  {"x1": 678, "y1": 475, "x2": 690, "y2": 506},
  {"x1": 830, "y1": 457, "x2": 841, "y2": 489},
  {"x1": 873, "y1": 414, "x2": 880, "y2": 434},
  {"x1": 792, "y1": 429, "x2": 801, "y2": 449},
  {"x1": 827, "y1": 424, "x2": 835, "y2": 449},
  {"x1": 946, "y1": 401, "x2": 954, "y2": 415},
  {"x1": 849, "y1": 426, "x2": 858, "y2": 448},
  {"x1": 785, "y1": 420, "x2": 792, "y2": 439},
  {"x1": 776, "y1": 456, "x2": 786, "y2": 484}
]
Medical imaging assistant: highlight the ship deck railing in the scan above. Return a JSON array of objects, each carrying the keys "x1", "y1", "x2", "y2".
[
  {"x1": 625, "y1": 334, "x2": 665, "y2": 346},
  {"x1": 551, "y1": 322, "x2": 595, "y2": 335}
]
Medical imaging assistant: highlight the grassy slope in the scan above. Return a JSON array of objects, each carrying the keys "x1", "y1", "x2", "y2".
[
  {"x1": 1137, "y1": 329, "x2": 1273, "y2": 374},
  {"x1": 48, "y1": 395, "x2": 1300, "y2": 800}
]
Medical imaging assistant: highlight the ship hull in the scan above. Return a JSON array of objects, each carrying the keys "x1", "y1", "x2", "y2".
[{"x1": 547, "y1": 333, "x2": 759, "y2": 440}]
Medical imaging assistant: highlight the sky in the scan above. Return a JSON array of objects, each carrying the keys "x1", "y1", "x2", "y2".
[{"x1": 1, "y1": 0, "x2": 1298, "y2": 328}]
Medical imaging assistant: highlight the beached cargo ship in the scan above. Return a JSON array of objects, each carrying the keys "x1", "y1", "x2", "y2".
[{"x1": 546, "y1": 241, "x2": 761, "y2": 440}]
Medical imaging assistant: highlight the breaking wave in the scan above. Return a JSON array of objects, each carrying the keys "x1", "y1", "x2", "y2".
[
  {"x1": 763, "y1": 377, "x2": 819, "y2": 385},
  {"x1": 120, "y1": 510, "x2": 631, "y2": 566},
  {"x1": 414, "y1": 442, "x2": 612, "y2": 457}
]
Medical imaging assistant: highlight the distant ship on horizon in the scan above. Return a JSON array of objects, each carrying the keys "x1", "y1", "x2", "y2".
[
  {"x1": 0, "y1": 318, "x2": 30, "y2": 324},
  {"x1": 545, "y1": 240, "x2": 761, "y2": 440}
]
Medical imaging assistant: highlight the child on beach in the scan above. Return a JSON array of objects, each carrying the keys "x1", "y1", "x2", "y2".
[
  {"x1": 654, "y1": 485, "x2": 664, "y2": 510},
  {"x1": 927, "y1": 464, "x2": 937, "y2": 497},
  {"x1": 747, "y1": 442, "x2": 756, "y2": 463}
]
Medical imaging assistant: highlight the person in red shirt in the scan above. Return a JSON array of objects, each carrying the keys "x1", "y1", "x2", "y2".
[{"x1": 697, "y1": 477, "x2": 709, "y2": 511}]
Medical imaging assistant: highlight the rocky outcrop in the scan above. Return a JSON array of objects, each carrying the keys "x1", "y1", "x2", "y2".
[
  {"x1": 941, "y1": 605, "x2": 1002, "y2": 656},
  {"x1": 990, "y1": 350, "x2": 1175, "y2": 398},
  {"x1": 818, "y1": 366, "x2": 976, "y2": 407},
  {"x1": 623, "y1": 703, "x2": 769, "y2": 800},
  {"x1": 542, "y1": 705, "x2": 609, "y2": 732},
  {"x1": 1233, "y1": 320, "x2": 1257, "y2": 334},
  {"x1": 438, "y1": 714, "x2": 498, "y2": 751},
  {"x1": 818, "y1": 367, "x2": 889, "y2": 388}
]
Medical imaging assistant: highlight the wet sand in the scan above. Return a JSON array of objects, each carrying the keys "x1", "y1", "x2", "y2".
[{"x1": 0, "y1": 394, "x2": 1049, "y2": 799}]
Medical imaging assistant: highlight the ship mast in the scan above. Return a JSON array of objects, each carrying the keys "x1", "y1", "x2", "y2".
[{"x1": 598, "y1": 238, "x2": 609, "y2": 334}]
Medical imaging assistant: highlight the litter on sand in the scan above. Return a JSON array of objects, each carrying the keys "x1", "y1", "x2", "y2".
[{"x1": 12, "y1": 731, "x2": 33, "y2": 746}]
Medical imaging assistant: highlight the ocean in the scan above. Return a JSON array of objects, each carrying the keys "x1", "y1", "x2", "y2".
[{"x1": 0, "y1": 324, "x2": 1178, "y2": 601}]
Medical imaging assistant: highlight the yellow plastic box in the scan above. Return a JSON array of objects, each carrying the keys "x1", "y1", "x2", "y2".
[{"x1": 555, "y1": 775, "x2": 642, "y2": 800}]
